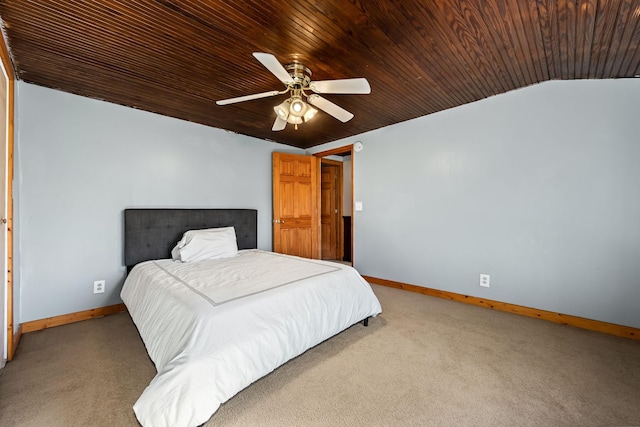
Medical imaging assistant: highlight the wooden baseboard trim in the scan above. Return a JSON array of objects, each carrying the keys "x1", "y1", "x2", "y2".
[
  {"x1": 363, "y1": 275, "x2": 639, "y2": 341},
  {"x1": 8, "y1": 324, "x2": 22, "y2": 361},
  {"x1": 21, "y1": 304, "x2": 127, "y2": 334}
]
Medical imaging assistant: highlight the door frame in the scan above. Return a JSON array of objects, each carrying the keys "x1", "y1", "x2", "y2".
[
  {"x1": 313, "y1": 144, "x2": 354, "y2": 265},
  {"x1": 0, "y1": 32, "x2": 15, "y2": 362}
]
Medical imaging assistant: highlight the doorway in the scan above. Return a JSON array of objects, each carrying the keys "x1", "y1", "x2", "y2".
[
  {"x1": 314, "y1": 145, "x2": 354, "y2": 265},
  {"x1": 320, "y1": 159, "x2": 343, "y2": 260},
  {"x1": 272, "y1": 145, "x2": 355, "y2": 264}
]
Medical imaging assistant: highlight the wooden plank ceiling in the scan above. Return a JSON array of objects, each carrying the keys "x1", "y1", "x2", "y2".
[{"x1": 0, "y1": 1, "x2": 639, "y2": 149}]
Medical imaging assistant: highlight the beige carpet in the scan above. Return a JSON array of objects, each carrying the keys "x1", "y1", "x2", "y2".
[{"x1": 1, "y1": 284, "x2": 639, "y2": 426}]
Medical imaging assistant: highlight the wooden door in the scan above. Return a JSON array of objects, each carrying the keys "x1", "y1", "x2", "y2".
[
  {"x1": 272, "y1": 152, "x2": 320, "y2": 258},
  {"x1": 320, "y1": 162, "x2": 343, "y2": 260}
]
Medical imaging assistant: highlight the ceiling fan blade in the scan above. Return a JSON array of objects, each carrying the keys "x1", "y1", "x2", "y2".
[
  {"x1": 216, "y1": 90, "x2": 280, "y2": 106},
  {"x1": 252, "y1": 52, "x2": 293, "y2": 85},
  {"x1": 310, "y1": 78, "x2": 371, "y2": 94},
  {"x1": 307, "y1": 94, "x2": 354, "y2": 122},
  {"x1": 272, "y1": 116, "x2": 287, "y2": 131}
]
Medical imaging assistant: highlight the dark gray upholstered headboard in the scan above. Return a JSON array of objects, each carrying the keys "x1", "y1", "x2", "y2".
[{"x1": 124, "y1": 208, "x2": 258, "y2": 268}]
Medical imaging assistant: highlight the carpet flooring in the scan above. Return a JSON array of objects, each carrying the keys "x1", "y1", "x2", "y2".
[{"x1": 1, "y1": 284, "x2": 639, "y2": 426}]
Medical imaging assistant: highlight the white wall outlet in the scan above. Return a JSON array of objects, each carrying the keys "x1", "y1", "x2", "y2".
[
  {"x1": 93, "y1": 280, "x2": 105, "y2": 294},
  {"x1": 480, "y1": 274, "x2": 490, "y2": 288}
]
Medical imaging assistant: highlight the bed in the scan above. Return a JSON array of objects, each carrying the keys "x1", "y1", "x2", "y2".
[{"x1": 120, "y1": 208, "x2": 382, "y2": 427}]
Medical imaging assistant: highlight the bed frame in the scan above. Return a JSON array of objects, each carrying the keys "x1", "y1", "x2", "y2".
[
  {"x1": 124, "y1": 208, "x2": 258, "y2": 269},
  {"x1": 123, "y1": 207, "x2": 370, "y2": 327}
]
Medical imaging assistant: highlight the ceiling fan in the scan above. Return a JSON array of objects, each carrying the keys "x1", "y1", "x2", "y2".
[{"x1": 216, "y1": 52, "x2": 371, "y2": 131}]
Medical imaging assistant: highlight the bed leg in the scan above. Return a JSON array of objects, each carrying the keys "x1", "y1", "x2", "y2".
[{"x1": 363, "y1": 317, "x2": 369, "y2": 327}]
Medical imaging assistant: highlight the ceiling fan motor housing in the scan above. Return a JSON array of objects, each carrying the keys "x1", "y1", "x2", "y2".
[{"x1": 284, "y1": 62, "x2": 312, "y2": 88}]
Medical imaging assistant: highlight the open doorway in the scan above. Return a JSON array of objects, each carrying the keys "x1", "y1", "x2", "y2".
[{"x1": 314, "y1": 145, "x2": 354, "y2": 265}]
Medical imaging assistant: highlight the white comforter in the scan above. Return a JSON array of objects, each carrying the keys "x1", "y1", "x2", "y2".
[{"x1": 121, "y1": 250, "x2": 382, "y2": 427}]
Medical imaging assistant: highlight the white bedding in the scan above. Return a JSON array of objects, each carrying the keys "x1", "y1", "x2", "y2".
[{"x1": 121, "y1": 250, "x2": 382, "y2": 427}]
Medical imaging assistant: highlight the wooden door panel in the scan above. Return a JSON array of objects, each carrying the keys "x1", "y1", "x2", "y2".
[
  {"x1": 279, "y1": 181, "x2": 295, "y2": 218},
  {"x1": 296, "y1": 160, "x2": 311, "y2": 177},
  {"x1": 280, "y1": 159, "x2": 295, "y2": 175},
  {"x1": 279, "y1": 228, "x2": 296, "y2": 256},
  {"x1": 321, "y1": 168, "x2": 332, "y2": 216},
  {"x1": 321, "y1": 192, "x2": 332, "y2": 215},
  {"x1": 295, "y1": 228, "x2": 313, "y2": 258},
  {"x1": 295, "y1": 182, "x2": 312, "y2": 217},
  {"x1": 280, "y1": 227, "x2": 313, "y2": 258}
]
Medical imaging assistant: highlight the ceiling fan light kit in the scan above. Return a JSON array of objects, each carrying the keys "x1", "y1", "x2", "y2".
[
  {"x1": 303, "y1": 107, "x2": 318, "y2": 122},
  {"x1": 289, "y1": 96, "x2": 306, "y2": 116},
  {"x1": 216, "y1": 52, "x2": 371, "y2": 131},
  {"x1": 273, "y1": 96, "x2": 318, "y2": 130},
  {"x1": 274, "y1": 99, "x2": 291, "y2": 119}
]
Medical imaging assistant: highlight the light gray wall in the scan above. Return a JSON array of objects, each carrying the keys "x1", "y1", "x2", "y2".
[
  {"x1": 310, "y1": 79, "x2": 640, "y2": 329},
  {"x1": 15, "y1": 82, "x2": 301, "y2": 323},
  {"x1": 343, "y1": 155, "x2": 352, "y2": 216}
]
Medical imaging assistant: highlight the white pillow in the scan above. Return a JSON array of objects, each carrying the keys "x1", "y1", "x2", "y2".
[{"x1": 171, "y1": 226, "x2": 238, "y2": 262}]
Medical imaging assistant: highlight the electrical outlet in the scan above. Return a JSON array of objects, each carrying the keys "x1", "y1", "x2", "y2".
[
  {"x1": 93, "y1": 280, "x2": 105, "y2": 294},
  {"x1": 480, "y1": 274, "x2": 490, "y2": 288}
]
